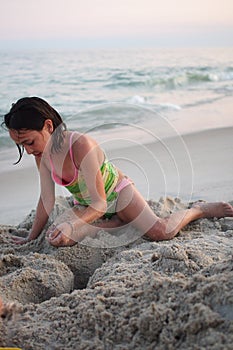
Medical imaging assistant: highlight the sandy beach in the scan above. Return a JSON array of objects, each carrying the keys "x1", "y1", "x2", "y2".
[{"x1": 0, "y1": 124, "x2": 233, "y2": 349}]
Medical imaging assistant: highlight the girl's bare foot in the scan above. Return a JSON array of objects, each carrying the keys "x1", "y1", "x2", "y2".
[{"x1": 192, "y1": 201, "x2": 233, "y2": 219}]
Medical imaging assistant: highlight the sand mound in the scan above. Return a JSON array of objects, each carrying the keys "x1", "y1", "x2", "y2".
[
  {"x1": 0, "y1": 253, "x2": 74, "y2": 304},
  {"x1": 0, "y1": 197, "x2": 233, "y2": 349}
]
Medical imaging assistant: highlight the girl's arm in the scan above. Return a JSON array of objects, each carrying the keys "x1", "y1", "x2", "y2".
[
  {"x1": 72, "y1": 136, "x2": 108, "y2": 223},
  {"x1": 30, "y1": 158, "x2": 55, "y2": 239},
  {"x1": 48, "y1": 134, "x2": 108, "y2": 245},
  {"x1": 13, "y1": 157, "x2": 55, "y2": 244}
]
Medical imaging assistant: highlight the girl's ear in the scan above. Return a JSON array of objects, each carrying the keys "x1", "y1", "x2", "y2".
[{"x1": 44, "y1": 119, "x2": 54, "y2": 134}]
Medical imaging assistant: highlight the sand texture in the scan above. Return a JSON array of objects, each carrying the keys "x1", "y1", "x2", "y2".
[{"x1": 0, "y1": 197, "x2": 233, "y2": 349}]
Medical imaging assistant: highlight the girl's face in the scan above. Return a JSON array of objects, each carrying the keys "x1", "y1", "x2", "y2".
[{"x1": 9, "y1": 120, "x2": 53, "y2": 159}]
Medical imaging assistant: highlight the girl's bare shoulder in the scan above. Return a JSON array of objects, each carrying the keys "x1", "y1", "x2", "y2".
[
  {"x1": 71, "y1": 131, "x2": 98, "y2": 150},
  {"x1": 70, "y1": 131, "x2": 101, "y2": 165}
]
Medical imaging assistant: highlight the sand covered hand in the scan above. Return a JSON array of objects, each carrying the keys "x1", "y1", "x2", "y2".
[
  {"x1": 11, "y1": 229, "x2": 31, "y2": 245},
  {"x1": 46, "y1": 222, "x2": 77, "y2": 247}
]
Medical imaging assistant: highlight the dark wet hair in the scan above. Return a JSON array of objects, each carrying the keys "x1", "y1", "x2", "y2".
[{"x1": 2, "y1": 97, "x2": 66, "y2": 164}]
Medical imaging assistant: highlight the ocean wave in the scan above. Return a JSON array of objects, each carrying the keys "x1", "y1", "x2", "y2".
[
  {"x1": 156, "y1": 103, "x2": 181, "y2": 111},
  {"x1": 125, "y1": 96, "x2": 181, "y2": 112},
  {"x1": 104, "y1": 68, "x2": 233, "y2": 91},
  {"x1": 126, "y1": 95, "x2": 148, "y2": 105},
  {"x1": 105, "y1": 79, "x2": 145, "y2": 89}
]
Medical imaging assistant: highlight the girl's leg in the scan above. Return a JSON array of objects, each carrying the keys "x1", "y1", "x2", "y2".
[
  {"x1": 115, "y1": 184, "x2": 233, "y2": 241},
  {"x1": 48, "y1": 207, "x2": 125, "y2": 246},
  {"x1": 49, "y1": 187, "x2": 233, "y2": 246}
]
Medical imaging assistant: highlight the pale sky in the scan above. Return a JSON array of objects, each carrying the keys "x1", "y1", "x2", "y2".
[{"x1": 0, "y1": 0, "x2": 233, "y2": 49}]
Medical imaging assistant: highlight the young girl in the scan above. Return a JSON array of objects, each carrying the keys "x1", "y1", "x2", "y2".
[{"x1": 3, "y1": 97, "x2": 233, "y2": 247}]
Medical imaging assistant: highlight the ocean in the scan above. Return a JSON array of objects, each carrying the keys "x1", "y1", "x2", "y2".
[{"x1": 0, "y1": 47, "x2": 233, "y2": 153}]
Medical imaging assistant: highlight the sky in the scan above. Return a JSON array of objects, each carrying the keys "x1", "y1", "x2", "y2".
[{"x1": 0, "y1": 0, "x2": 233, "y2": 49}]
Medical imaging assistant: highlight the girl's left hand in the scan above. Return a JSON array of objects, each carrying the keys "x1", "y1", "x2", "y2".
[
  {"x1": 11, "y1": 235, "x2": 30, "y2": 245},
  {"x1": 47, "y1": 222, "x2": 77, "y2": 247}
]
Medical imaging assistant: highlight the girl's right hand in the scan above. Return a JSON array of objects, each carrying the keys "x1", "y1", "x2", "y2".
[{"x1": 46, "y1": 222, "x2": 76, "y2": 247}]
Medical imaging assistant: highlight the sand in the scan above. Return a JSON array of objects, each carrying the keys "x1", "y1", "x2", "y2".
[{"x1": 0, "y1": 126, "x2": 233, "y2": 349}]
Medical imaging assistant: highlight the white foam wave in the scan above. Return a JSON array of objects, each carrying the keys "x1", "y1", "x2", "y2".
[
  {"x1": 157, "y1": 103, "x2": 182, "y2": 111},
  {"x1": 127, "y1": 95, "x2": 148, "y2": 105}
]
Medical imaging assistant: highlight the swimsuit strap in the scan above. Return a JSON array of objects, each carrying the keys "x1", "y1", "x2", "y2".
[
  {"x1": 69, "y1": 132, "x2": 78, "y2": 172},
  {"x1": 50, "y1": 131, "x2": 78, "y2": 186},
  {"x1": 49, "y1": 152, "x2": 60, "y2": 184}
]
